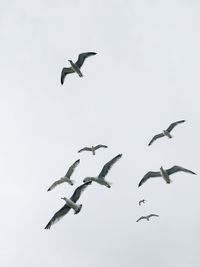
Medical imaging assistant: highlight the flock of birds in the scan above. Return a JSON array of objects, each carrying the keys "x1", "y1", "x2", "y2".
[
  {"x1": 45, "y1": 149, "x2": 122, "y2": 229},
  {"x1": 44, "y1": 52, "x2": 197, "y2": 229}
]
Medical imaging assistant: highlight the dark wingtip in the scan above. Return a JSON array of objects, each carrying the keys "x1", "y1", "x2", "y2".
[{"x1": 47, "y1": 188, "x2": 51, "y2": 192}]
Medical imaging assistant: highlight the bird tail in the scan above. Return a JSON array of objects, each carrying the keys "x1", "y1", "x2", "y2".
[
  {"x1": 106, "y1": 181, "x2": 112, "y2": 188},
  {"x1": 166, "y1": 178, "x2": 172, "y2": 184},
  {"x1": 74, "y1": 204, "x2": 82, "y2": 214}
]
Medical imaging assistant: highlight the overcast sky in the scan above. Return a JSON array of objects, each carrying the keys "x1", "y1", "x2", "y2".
[{"x1": 1, "y1": 1, "x2": 200, "y2": 266}]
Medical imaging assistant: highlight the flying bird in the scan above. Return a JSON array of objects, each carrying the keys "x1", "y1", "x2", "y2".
[
  {"x1": 148, "y1": 120, "x2": 185, "y2": 146},
  {"x1": 138, "y1": 165, "x2": 196, "y2": 187},
  {"x1": 139, "y1": 199, "x2": 146, "y2": 206},
  {"x1": 44, "y1": 182, "x2": 92, "y2": 229},
  {"x1": 78, "y1": 145, "x2": 108, "y2": 155},
  {"x1": 47, "y1": 159, "x2": 80, "y2": 191},
  {"x1": 136, "y1": 214, "x2": 159, "y2": 222},
  {"x1": 61, "y1": 52, "x2": 97, "y2": 84},
  {"x1": 83, "y1": 154, "x2": 122, "y2": 187}
]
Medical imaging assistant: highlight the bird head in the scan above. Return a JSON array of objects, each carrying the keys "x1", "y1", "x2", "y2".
[{"x1": 83, "y1": 177, "x2": 92, "y2": 183}]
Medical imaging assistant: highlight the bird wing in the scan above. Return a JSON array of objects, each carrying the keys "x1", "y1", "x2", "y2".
[
  {"x1": 138, "y1": 171, "x2": 161, "y2": 187},
  {"x1": 166, "y1": 165, "x2": 196, "y2": 175},
  {"x1": 47, "y1": 178, "x2": 65, "y2": 191},
  {"x1": 148, "y1": 214, "x2": 159, "y2": 218},
  {"x1": 70, "y1": 181, "x2": 92, "y2": 203},
  {"x1": 148, "y1": 133, "x2": 165, "y2": 146},
  {"x1": 44, "y1": 204, "x2": 71, "y2": 229},
  {"x1": 136, "y1": 216, "x2": 146, "y2": 222},
  {"x1": 75, "y1": 52, "x2": 97, "y2": 68},
  {"x1": 65, "y1": 159, "x2": 80, "y2": 178},
  {"x1": 94, "y1": 144, "x2": 108, "y2": 150},
  {"x1": 78, "y1": 147, "x2": 92, "y2": 153},
  {"x1": 166, "y1": 120, "x2": 185, "y2": 133},
  {"x1": 61, "y1": 67, "x2": 74, "y2": 85},
  {"x1": 98, "y1": 154, "x2": 122, "y2": 180}
]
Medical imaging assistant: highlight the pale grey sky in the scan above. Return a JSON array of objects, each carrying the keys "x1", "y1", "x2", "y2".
[{"x1": 0, "y1": 1, "x2": 200, "y2": 266}]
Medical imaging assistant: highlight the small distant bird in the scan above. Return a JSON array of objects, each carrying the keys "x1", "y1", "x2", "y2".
[
  {"x1": 61, "y1": 52, "x2": 97, "y2": 84},
  {"x1": 78, "y1": 145, "x2": 108, "y2": 155},
  {"x1": 148, "y1": 120, "x2": 185, "y2": 146},
  {"x1": 47, "y1": 159, "x2": 80, "y2": 191},
  {"x1": 136, "y1": 214, "x2": 159, "y2": 222},
  {"x1": 138, "y1": 165, "x2": 196, "y2": 187},
  {"x1": 139, "y1": 199, "x2": 146, "y2": 206},
  {"x1": 44, "y1": 182, "x2": 92, "y2": 229},
  {"x1": 83, "y1": 154, "x2": 122, "y2": 188}
]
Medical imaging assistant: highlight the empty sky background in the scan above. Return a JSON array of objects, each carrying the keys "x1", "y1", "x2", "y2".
[{"x1": 1, "y1": 1, "x2": 200, "y2": 266}]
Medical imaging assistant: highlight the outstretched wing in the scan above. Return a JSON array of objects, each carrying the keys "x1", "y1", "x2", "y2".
[
  {"x1": 47, "y1": 178, "x2": 65, "y2": 191},
  {"x1": 75, "y1": 52, "x2": 97, "y2": 68},
  {"x1": 148, "y1": 133, "x2": 165, "y2": 146},
  {"x1": 78, "y1": 147, "x2": 92, "y2": 153},
  {"x1": 148, "y1": 214, "x2": 159, "y2": 218},
  {"x1": 61, "y1": 67, "x2": 74, "y2": 85},
  {"x1": 98, "y1": 154, "x2": 122, "y2": 180},
  {"x1": 65, "y1": 159, "x2": 80, "y2": 178},
  {"x1": 94, "y1": 144, "x2": 108, "y2": 150},
  {"x1": 136, "y1": 216, "x2": 145, "y2": 222},
  {"x1": 166, "y1": 120, "x2": 185, "y2": 133},
  {"x1": 44, "y1": 204, "x2": 71, "y2": 229},
  {"x1": 70, "y1": 182, "x2": 92, "y2": 203},
  {"x1": 138, "y1": 171, "x2": 161, "y2": 187},
  {"x1": 167, "y1": 165, "x2": 196, "y2": 175}
]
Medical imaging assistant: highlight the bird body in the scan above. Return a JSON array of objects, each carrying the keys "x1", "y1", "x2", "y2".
[
  {"x1": 136, "y1": 214, "x2": 159, "y2": 222},
  {"x1": 163, "y1": 130, "x2": 172, "y2": 138},
  {"x1": 139, "y1": 199, "x2": 146, "y2": 206},
  {"x1": 61, "y1": 52, "x2": 97, "y2": 84},
  {"x1": 84, "y1": 176, "x2": 111, "y2": 187},
  {"x1": 68, "y1": 60, "x2": 83, "y2": 77},
  {"x1": 78, "y1": 144, "x2": 108, "y2": 155},
  {"x1": 160, "y1": 166, "x2": 171, "y2": 183},
  {"x1": 91, "y1": 146, "x2": 95, "y2": 155},
  {"x1": 83, "y1": 154, "x2": 122, "y2": 187},
  {"x1": 44, "y1": 182, "x2": 91, "y2": 229},
  {"x1": 148, "y1": 120, "x2": 185, "y2": 146},
  {"x1": 47, "y1": 159, "x2": 80, "y2": 191},
  {"x1": 138, "y1": 165, "x2": 196, "y2": 187},
  {"x1": 61, "y1": 198, "x2": 82, "y2": 214}
]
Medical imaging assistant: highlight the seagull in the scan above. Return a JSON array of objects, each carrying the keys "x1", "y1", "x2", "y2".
[
  {"x1": 61, "y1": 52, "x2": 97, "y2": 84},
  {"x1": 136, "y1": 214, "x2": 159, "y2": 222},
  {"x1": 138, "y1": 165, "x2": 196, "y2": 187},
  {"x1": 78, "y1": 145, "x2": 108, "y2": 155},
  {"x1": 148, "y1": 120, "x2": 185, "y2": 146},
  {"x1": 83, "y1": 154, "x2": 122, "y2": 188},
  {"x1": 44, "y1": 182, "x2": 92, "y2": 229},
  {"x1": 47, "y1": 159, "x2": 80, "y2": 191},
  {"x1": 139, "y1": 199, "x2": 146, "y2": 206}
]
